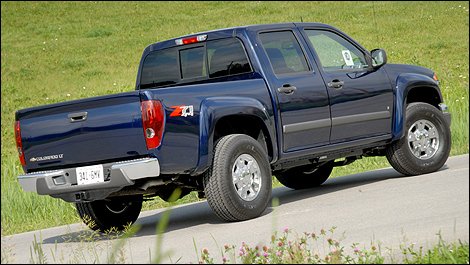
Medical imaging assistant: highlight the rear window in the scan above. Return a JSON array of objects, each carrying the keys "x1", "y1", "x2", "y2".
[
  {"x1": 140, "y1": 49, "x2": 178, "y2": 88},
  {"x1": 140, "y1": 38, "x2": 252, "y2": 89}
]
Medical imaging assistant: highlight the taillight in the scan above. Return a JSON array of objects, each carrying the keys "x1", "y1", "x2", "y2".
[
  {"x1": 141, "y1": 100, "x2": 164, "y2": 149},
  {"x1": 14, "y1": 121, "x2": 26, "y2": 166}
]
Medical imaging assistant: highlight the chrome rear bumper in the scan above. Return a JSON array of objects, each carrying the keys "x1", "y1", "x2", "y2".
[{"x1": 18, "y1": 158, "x2": 160, "y2": 197}]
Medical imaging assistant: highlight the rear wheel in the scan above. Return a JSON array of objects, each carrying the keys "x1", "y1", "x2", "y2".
[
  {"x1": 275, "y1": 161, "x2": 334, "y2": 190},
  {"x1": 75, "y1": 195, "x2": 143, "y2": 232},
  {"x1": 203, "y1": 134, "x2": 272, "y2": 221},
  {"x1": 386, "y1": 102, "x2": 451, "y2": 175}
]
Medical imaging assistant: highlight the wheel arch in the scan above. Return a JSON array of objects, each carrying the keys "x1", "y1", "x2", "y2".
[
  {"x1": 190, "y1": 97, "x2": 277, "y2": 176},
  {"x1": 391, "y1": 73, "x2": 443, "y2": 141}
]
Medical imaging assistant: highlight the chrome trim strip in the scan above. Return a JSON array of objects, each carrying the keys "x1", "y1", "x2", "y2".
[
  {"x1": 283, "y1": 118, "x2": 331, "y2": 133},
  {"x1": 332, "y1": 111, "x2": 390, "y2": 126},
  {"x1": 283, "y1": 110, "x2": 390, "y2": 134}
]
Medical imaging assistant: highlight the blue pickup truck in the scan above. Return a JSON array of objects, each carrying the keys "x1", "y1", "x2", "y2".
[{"x1": 15, "y1": 22, "x2": 451, "y2": 232}]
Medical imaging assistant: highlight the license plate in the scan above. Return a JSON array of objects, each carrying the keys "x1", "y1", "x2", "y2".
[{"x1": 76, "y1": 165, "x2": 104, "y2": 185}]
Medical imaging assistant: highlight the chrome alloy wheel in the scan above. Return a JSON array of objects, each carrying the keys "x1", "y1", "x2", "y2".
[
  {"x1": 232, "y1": 154, "x2": 262, "y2": 201},
  {"x1": 407, "y1": 119, "x2": 440, "y2": 160}
]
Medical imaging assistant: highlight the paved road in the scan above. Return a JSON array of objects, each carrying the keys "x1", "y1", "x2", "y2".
[{"x1": 2, "y1": 154, "x2": 468, "y2": 264}]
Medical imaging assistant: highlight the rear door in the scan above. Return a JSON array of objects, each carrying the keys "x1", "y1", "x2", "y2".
[
  {"x1": 300, "y1": 28, "x2": 394, "y2": 144},
  {"x1": 253, "y1": 27, "x2": 331, "y2": 153}
]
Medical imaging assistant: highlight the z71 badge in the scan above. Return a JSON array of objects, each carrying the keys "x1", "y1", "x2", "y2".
[{"x1": 170, "y1": 105, "x2": 194, "y2": 117}]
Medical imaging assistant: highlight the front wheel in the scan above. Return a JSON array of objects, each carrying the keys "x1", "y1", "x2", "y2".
[
  {"x1": 203, "y1": 134, "x2": 272, "y2": 221},
  {"x1": 386, "y1": 102, "x2": 451, "y2": 176},
  {"x1": 75, "y1": 195, "x2": 143, "y2": 232}
]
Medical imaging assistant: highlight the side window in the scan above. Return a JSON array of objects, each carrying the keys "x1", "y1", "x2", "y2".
[
  {"x1": 304, "y1": 30, "x2": 369, "y2": 71},
  {"x1": 259, "y1": 31, "x2": 310, "y2": 75},
  {"x1": 140, "y1": 49, "x2": 178, "y2": 89},
  {"x1": 207, "y1": 38, "x2": 251, "y2": 78},
  {"x1": 180, "y1": 46, "x2": 206, "y2": 79}
]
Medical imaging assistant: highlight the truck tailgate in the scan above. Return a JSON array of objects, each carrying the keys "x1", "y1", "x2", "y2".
[{"x1": 16, "y1": 91, "x2": 148, "y2": 173}]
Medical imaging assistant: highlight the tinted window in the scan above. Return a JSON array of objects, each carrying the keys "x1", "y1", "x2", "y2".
[
  {"x1": 140, "y1": 49, "x2": 178, "y2": 89},
  {"x1": 259, "y1": 31, "x2": 310, "y2": 75},
  {"x1": 140, "y1": 37, "x2": 252, "y2": 89},
  {"x1": 180, "y1": 46, "x2": 206, "y2": 79},
  {"x1": 304, "y1": 30, "x2": 369, "y2": 71},
  {"x1": 207, "y1": 38, "x2": 251, "y2": 78}
]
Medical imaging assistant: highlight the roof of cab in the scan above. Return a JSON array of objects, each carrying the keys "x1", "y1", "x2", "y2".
[{"x1": 144, "y1": 22, "x2": 335, "y2": 53}]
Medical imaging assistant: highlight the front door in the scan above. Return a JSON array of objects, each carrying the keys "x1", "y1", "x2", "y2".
[
  {"x1": 256, "y1": 29, "x2": 331, "y2": 152},
  {"x1": 301, "y1": 28, "x2": 394, "y2": 144}
]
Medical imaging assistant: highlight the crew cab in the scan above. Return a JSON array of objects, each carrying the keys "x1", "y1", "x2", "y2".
[{"x1": 15, "y1": 22, "x2": 451, "y2": 232}]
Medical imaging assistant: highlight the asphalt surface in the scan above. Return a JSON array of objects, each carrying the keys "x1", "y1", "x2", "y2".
[{"x1": 2, "y1": 154, "x2": 468, "y2": 264}]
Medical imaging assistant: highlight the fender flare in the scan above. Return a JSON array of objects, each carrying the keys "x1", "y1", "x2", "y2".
[
  {"x1": 190, "y1": 96, "x2": 277, "y2": 176},
  {"x1": 391, "y1": 73, "x2": 443, "y2": 141}
]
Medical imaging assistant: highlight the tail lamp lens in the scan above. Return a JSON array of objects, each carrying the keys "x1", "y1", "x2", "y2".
[
  {"x1": 14, "y1": 121, "x2": 26, "y2": 166},
  {"x1": 141, "y1": 100, "x2": 164, "y2": 149}
]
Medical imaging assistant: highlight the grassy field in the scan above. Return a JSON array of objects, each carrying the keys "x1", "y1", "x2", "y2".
[{"x1": 1, "y1": 1, "x2": 469, "y2": 236}]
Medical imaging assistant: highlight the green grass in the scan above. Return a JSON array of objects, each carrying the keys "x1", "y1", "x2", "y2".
[{"x1": 1, "y1": 1, "x2": 469, "y2": 236}]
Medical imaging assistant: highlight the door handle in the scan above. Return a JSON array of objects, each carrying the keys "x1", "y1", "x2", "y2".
[
  {"x1": 277, "y1": 84, "x2": 297, "y2": 95},
  {"x1": 327, "y1": 79, "x2": 345, "y2": 90},
  {"x1": 68, "y1": 111, "x2": 88, "y2": 123}
]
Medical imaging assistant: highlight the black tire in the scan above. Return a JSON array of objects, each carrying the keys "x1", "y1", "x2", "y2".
[
  {"x1": 275, "y1": 161, "x2": 334, "y2": 190},
  {"x1": 386, "y1": 102, "x2": 451, "y2": 176},
  {"x1": 75, "y1": 195, "x2": 143, "y2": 232},
  {"x1": 203, "y1": 134, "x2": 272, "y2": 221}
]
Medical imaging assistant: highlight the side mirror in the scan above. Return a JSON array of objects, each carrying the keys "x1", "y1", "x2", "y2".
[{"x1": 371, "y1": 48, "x2": 387, "y2": 69}]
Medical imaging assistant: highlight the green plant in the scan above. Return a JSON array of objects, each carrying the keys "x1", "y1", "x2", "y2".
[{"x1": 190, "y1": 226, "x2": 468, "y2": 264}]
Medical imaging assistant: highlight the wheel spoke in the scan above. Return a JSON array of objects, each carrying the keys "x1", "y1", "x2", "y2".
[
  {"x1": 236, "y1": 158, "x2": 246, "y2": 170},
  {"x1": 408, "y1": 132, "x2": 418, "y2": 142},
  {"x1": 427, "y1": 127, "x2": 439, "y2": 139},
  {"x1": 425, "y1": 145, "x2": 436, "y2": 157},
  {"x1": 232, "y1": 175, "x2": 242, "y2": 187},
  {"x1": 412, "y1": 144, "x2": 422, "y2": 157},
  {"x1": 238, "y1": 185, "x2": 248, "y2": 200},
  {"x1": 417, "y1": 121, "x2": 426, "y2": 131}
]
